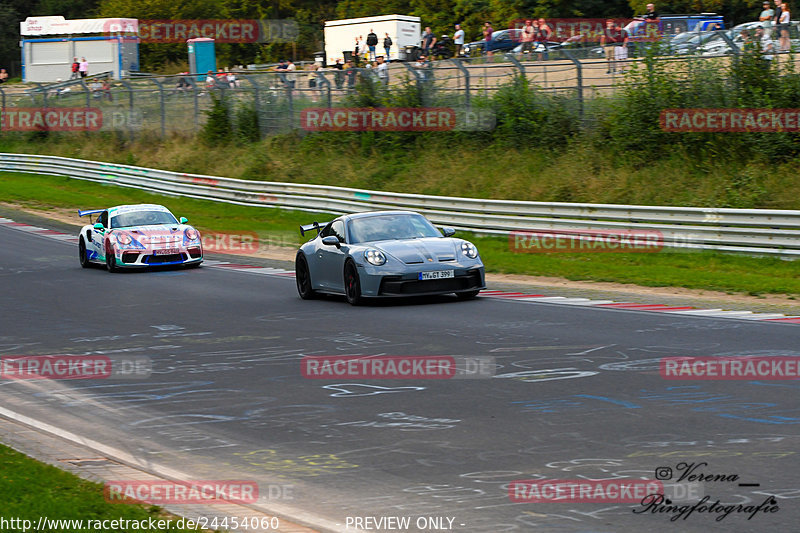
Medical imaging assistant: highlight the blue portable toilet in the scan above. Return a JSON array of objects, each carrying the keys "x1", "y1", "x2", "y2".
[{"x1": 188, "y1": 38, "x2": 216, "y2": 81}]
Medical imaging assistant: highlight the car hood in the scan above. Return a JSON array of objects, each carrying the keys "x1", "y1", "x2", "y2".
[
  {"x1": 372, "y1": 238, "x2": 458, "y2": 264},
  {"x1": 115, "y1": 225, "x2": 187, "y2": 244}
]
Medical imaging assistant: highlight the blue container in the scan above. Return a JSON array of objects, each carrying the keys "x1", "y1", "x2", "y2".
[{"x1": 188, "y1": 38, "x2": 216, "y2": 81}]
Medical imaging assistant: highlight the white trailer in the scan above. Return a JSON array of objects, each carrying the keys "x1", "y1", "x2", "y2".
[{"x1": 324, "y1": 14, "x2": 421, "y2": 65}]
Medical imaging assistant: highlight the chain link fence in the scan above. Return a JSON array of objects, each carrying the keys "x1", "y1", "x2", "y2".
[{"x1": 2, "y1": 43, "x2": 800, "y2": 139}]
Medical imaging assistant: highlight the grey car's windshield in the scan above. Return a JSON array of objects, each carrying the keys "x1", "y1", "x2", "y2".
[
  {"x1": 348, "y1": 214, "x2": 442, "y2": 244},
  {"x1": 111, "y1": 210, "x2": 178, "y2": 228}
]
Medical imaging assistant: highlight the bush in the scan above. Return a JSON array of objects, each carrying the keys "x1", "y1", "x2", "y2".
[{"x1": 201, "y1": 93, "x2": 232, "y2": 145}]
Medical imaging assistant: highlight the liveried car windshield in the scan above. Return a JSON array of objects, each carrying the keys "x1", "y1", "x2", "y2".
[
  {"x1": 348, "y1": 214, "x2": 442, "y2": 244},
  {"x1": 110, "y1": 210, "x2": 178, "y2": 229}
]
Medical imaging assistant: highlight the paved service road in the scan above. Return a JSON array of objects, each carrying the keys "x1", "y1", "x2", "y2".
[{"x1": 1, "y1": 220, "x2": 799, "y2": 532}]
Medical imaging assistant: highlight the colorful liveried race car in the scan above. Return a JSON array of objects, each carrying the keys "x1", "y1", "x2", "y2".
[
  {"x1": 77, "y1": 204, "x2": 203, "y2": 271},
  {"x1": 295, "y1": 210, "x2": 486, "y2": 305}
]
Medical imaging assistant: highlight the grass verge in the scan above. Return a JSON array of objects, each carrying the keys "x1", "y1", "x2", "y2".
[
  {"x1": 2, "y1": 171, "x2": 799, "y2": 297},
  {"x1": 0, "y1": 443, "x2": 208, "y2": 531}
]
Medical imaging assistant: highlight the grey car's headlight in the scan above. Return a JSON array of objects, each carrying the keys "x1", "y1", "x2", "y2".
[
  {"x1": 461, "y1": 242, "x2": 478, "y2": 259},
  {"x1": 365, "y1": 249, "x2": 386, "y2": 266}
]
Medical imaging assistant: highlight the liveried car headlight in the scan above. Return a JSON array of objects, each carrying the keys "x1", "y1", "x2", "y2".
[
  {"x1": 461, "y1": 241, "x2": 478, "y2": 259},
  {"x1": 115, "y1": 232, "x2": 132, "y2": 245},
  {"x1": 364, "y1": 249, "x2": 387, "y2": 266},
  {"x1": 184, "y1": 228, "x2": 199, "y2": 241}
]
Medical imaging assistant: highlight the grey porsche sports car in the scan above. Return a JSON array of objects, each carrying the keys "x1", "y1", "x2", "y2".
[{"x1": 295, "y1": 211, "x2": 485, "y2": 305}]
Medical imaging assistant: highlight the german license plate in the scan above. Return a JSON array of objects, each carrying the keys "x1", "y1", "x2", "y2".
[
  {"x1": 419, "y1": 270, "x2": 454, "y2": 280},
  {"x1": 154, "y1": 248, "x2": 179, "y2": 255}
]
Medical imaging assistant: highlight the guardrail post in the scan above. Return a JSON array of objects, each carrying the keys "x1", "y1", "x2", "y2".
[
  {"x1": 449, "y1": 58, "x2": 470, "y2": 107},
  {"x1": 242, "y1": 75, "x2": 263, "y2": 139},
  {"x1": 150, "y1": 78, "x2": 166, "y2": 137},
  {"x1": 316, "y1": 71, "x2": 333, "y2": 109},
  {"x1": 119, "y1": 79, "x2": 135, "y2": 140},
  {"x1": 78, "y1": 79, "x2": 92, "y2": 107},
  {"x1": 562, "y1": 48, "x2": 584, "y2": 119},
  {"x1": 504, "y1": 53, "x2": 526, "y2": 77}
]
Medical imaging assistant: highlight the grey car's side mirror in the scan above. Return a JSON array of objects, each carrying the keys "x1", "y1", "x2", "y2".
[
  {"x1": 321, "y1": 236, "x2": 341, "y2": 248},
  {"x1": 93, "y1": 223, "x2": 104, "y2": 231},
  {"x1": 180, "y1": 217, "x2": 188, "y2": 224},
  {"x1": 441, "y1": 227, "x2": 456, "y2": 237}
]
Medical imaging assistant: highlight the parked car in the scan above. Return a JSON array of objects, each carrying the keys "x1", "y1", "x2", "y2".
[{"x1": 463, "y1": 29, "x2": 524, "y2": 56}]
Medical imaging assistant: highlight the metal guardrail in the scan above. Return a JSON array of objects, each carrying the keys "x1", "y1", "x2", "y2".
[{"x1": 2, "y1": 152, "x2": 799, "y2": 257}]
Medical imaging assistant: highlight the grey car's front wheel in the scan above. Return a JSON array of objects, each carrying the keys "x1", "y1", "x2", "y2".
[
  {"x1": 295, "y1": 254, "x2": 317, "y2": 300},
  {"x1": 344, "y1": 262, "x2": 362, "y2": 306}
]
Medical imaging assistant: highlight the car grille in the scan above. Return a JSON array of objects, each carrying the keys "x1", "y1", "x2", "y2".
[
  {"x1": 379, "y1": 269, "x2": 482, "y2": 295},
  {"x1": 187, "y1": 247, "x2": 202, "y2": 259},
  {"x1": 144, "y1": 253, "x2": 185, "y2": 264},
  {"x1": 121, "y1": 252, "x2": 140, "y2": 263}
]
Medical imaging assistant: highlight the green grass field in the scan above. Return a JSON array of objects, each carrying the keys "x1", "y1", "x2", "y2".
[
  {"x1": 2, "y1": 170, "x2": 799, "y2": 297},
  {"x1": 0, "y1": 444, "x2": 210, "y2": 532}
]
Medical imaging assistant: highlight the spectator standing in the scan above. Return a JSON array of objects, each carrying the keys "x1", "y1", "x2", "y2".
[
  {"x1": 453, "y1": 24, "x2": 465, "y2": 57},
  {"x1": 773, "y1": 0, "x2": 783, "y2": 25},
  {"x1": 519, "y1": 20, "x2": 535, "y2": 59},
  {"x1": 601, "y1": 20, "x2": 628, "y2": 73},
  {"x1": 101, "y1": 79, "x2": 113, "y2": 101},
  {"x1": 483, "y1": 22, "x2": 494, "y2": 57},
  {"x1": 79, "y1": 57, "x2": 89, "y2": 78},
  {"x1": 285, "y1": 60, "x2": 297, "y2": 93},
  {"x1": 644, "y1": 3, "x2": 658, "y2": 20},
  {"x1": 366, "y1": 29, "x2": 378, "y2": 61},
  {"x1": 344, "y1": 60, "x2": 357, "y2": 91},
  {"x1": 383, "y1": 33, "x2": 393, "y2": 60},
  {"x1": 70, "y1": 58, "x2": 80, "y2": 79},
  {"x1": 274, "y1": 59, "x2": 287, "y2": 85},
  {"x1": 0, "y1": 68, "x2": 8, "y2": 83},
  {"x1": 226, "y1": 69, "x2": 238, "y2": 88},
  {"x1": 422, "y1": 27, "x2": 437, "y2": 56},
  {"x1": 205, "y1": 70, "x2": 216, "y2": 89},
  {"x1": 334, "y1": 59, "x2": 344, "y2": 90},
  {"x1": 756, "y1": 25, "x2": 775, "y2": 69},
  {"x1": 760, "y1": 1, "x2": 775, "y2": 28},
  {"x1": 354, "y1": 37, "x2": 361, "y2": 66},
  {"x1": 376, "y1": 55, "x2": 389, "y2": 84},
  {"x1": 778, "y1": 3, "x2": 791, "y2": 51},
  {"x1": 535, "y1": 18, "x2": 552, "y2": 60}
]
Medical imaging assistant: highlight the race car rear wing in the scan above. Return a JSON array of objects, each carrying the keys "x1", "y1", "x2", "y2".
[
  {"x1": 78, "y1": 209, "x2": 105, "y2": 223},
  {"x1": 300, "y1": 221, "x2": 330, "y2": 236}
]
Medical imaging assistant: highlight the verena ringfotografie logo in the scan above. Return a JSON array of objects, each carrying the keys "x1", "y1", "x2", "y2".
[
  {"x1": 300, "y1": 108, "x2": 496, "y2": 132},
  {"x1": 661, "y1": 109, "x2": 800, "y2": 132},
  {"x1": 104, "y1": 480, "x2": 259, "y2": 505},
  {"x1": 0, "y1": 355, "x2": 151, "y2": 380},
  {"x1": 510, "y1": 229, "x2": 665, "y2": 253},
  {"x1": 508, "y1": 479, "x2": 663, "y2": 503},
  {"x1": 661, "y1": 357, "x2": 800, "y2": 380},
  {"x1": 301, "y1": 356, "x2": 495, "y2": 379},
  {"x1": 0, "y1": 108, "x2": 102, "y2": 131}
]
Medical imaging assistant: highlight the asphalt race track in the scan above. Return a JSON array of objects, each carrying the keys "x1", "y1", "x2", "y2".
[{"x1": 1, "y1": 218, "x2": 799, "y2": 533}]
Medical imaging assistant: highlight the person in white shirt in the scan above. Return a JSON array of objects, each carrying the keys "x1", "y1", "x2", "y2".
[
  {"x1": 453, "y1": 24, "x2": 465, "y2": 57},
  {"x1": 376, "y1": 55, "x2": 389, "y2": 84}
]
